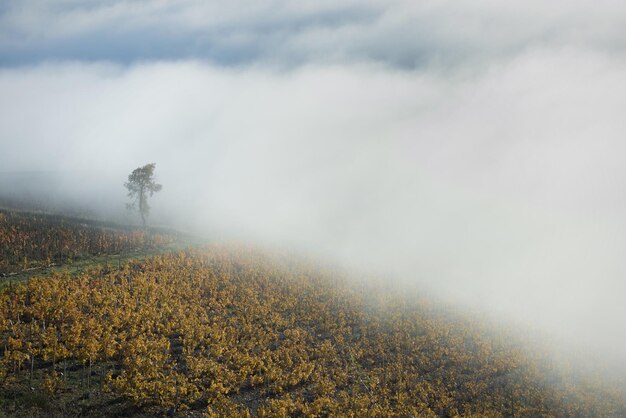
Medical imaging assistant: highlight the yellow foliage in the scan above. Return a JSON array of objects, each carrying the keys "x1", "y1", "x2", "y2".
[{"x1": 0, "y1": 245, "x2": 624, "y2": 416}]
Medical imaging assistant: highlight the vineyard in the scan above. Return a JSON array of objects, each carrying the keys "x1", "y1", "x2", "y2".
[
  {"x1": 1, "y1": 245, "x2": 625, "y2": 417},
  {"x1": 0, "y1": 209, "x2": 175, "y2": 276}
]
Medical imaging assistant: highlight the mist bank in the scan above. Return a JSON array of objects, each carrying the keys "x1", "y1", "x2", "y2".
[
  {"x1": 0, "y1": 171, "x2": 125, "y2": 219},
  {"x1": 2, "y1": 48, "x2": 626, "y2": 370}
]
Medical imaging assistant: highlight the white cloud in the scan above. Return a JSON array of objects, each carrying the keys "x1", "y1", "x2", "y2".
[{"x1": 2, "y1": 0, "x2": 626, "y2": 66}]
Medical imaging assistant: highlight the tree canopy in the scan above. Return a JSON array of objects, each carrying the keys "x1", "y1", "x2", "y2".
[{"x1": 124, "y1": 163, "x2": 162, "y2": 227}]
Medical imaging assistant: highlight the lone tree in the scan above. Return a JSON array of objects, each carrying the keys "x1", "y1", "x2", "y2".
[{"x1": 125, "y1": 163, "x2": 162, "y2": 227}]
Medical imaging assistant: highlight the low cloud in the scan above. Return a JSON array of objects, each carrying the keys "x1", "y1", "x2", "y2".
[{"x1": 2, "y1": 46, "x2": 626, "y2": 368}]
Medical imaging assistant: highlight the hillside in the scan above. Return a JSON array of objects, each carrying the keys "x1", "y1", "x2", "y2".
[
  {"x1": 1, "y1": 241, "x2": 625, "y2": 416},
  {"x1": 0, "y1": 208, "x2": 178, "y2": 281}
]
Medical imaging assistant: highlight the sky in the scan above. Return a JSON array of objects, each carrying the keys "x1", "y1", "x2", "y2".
[{"x1": 1, "y1": 0, "x2": 626, "y2": 368}]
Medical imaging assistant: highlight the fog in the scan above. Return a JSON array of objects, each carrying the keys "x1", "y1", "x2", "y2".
[{"x1": 2, "y1": 0, "x2": 626, "y2": 375}]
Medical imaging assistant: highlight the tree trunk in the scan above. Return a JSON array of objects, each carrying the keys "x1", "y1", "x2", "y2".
[{"x1": 139, "y1": 187, "x2": 146, "y2": 228}]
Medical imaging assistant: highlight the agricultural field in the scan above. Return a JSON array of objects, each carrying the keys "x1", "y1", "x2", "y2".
[
  {"x1": 0, "y1": 209, "x2": 176, "y2": 278},
  {"x1": 1, "y1": 228, "x2": 625, "y2": 416}
]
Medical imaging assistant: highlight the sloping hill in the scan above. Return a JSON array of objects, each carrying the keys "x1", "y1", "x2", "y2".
[{"x1": 1, "y1": 246, "x2": 624, "y2": 417}]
